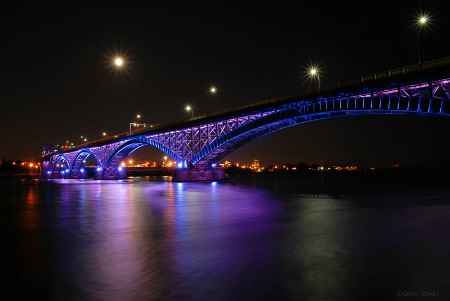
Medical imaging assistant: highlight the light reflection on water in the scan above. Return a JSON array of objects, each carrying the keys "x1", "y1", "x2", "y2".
[{"x1": 1, "y1": 173, "x2": 450, "y2": 300}]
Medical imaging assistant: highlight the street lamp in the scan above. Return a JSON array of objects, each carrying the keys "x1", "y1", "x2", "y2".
[
  {"x1": 207, "y1": 86, "x2": 217, "y2": 115},
  {"x1": 185, "y1": 104, "x2": 193, "y2": 119},
  {"x1": 417, "y1": 15, "x2": 428, "y2": 65},
  {"x1": 129, "y1": 123, "x2": 136, "y2": 134},
  {"x1": 309, "y1": 68, "x2": 320, "y2": 92},
  {"x1": 114, "y1": 57, "x2": 123, "y2": 67},
  {"x1": 129, "y1": 114, "x2": 141, "y2": 134}
]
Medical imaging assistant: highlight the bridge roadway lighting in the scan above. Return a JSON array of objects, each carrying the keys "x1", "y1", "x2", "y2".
[
  {"x1": 417, "y1": 15, "x2": 428, "y2": 65},
  {"x1": 135, "y1": 114, "x2": 141, "y2": 127},
  {"x1": 185, "y1": 104, "x2": 193, "y2": 119},
  {"x1": 207, "y1": 86, "x2": 217, "y2": 115},
  {"x1": 309, "y1": 68, "x2": 320, "y2": 92},
  {"x1": 129, "y1": 123, "x2": 136, "y2": 134},
  {"x1": 129, "y1": 114, "x2": 141, "y2": 134}
]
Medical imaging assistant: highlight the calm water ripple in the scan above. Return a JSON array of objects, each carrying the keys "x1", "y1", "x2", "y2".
[{"x1": 1, "y1": 171, "x2": 450, "y2": 300}]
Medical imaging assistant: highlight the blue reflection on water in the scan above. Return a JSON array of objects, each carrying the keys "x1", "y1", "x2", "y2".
[{"x1": 1, "y1": 173, "x2": 450, "y2": 301}]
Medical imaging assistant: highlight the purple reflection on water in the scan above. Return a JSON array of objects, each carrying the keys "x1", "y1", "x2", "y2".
[
  {"x1": 11, "y1": 178, "x2": 284, "y2": 300},
  {"x1": 2, "y1": 173, "x2": 450, "y2": 300}
]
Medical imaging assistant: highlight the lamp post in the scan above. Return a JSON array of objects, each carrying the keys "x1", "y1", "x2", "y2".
[
  {"x1": 207, "y1": 86, "x2": 217, "y2": 116},
  {"x1": 417, "y1": 15, "x2": 428, "y2": 65},
  {"x1": 309, "y1": 68, "x2": 320, "y2": 92},
  {"x1": 129, "y1": 114, "x2": 141, "y2": 134},
  {"x1": 185, "y1": 104, "x2": 193, "y2": 119}
]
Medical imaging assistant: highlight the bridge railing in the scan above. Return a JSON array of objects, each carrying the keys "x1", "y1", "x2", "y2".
[
  {"x1": 54, "y1": 56, "x2": 450, "y2": 153},
  {"x1": 205, "y1": 56, "x2": 450, "y2": 116}
]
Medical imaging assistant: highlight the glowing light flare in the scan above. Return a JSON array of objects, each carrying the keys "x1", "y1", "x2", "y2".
[
  {"x1": 418, "y1": 16, "x2": 428, "y2": 25},
  {"x1": 311, "y1": 68, "x2": 317, "y2": 76},
  {"x1": 114, "y1": 57, "x2": 123, "y2": 66},
  {"x1": 308, "y1": 66, "x2": 321, "y2": 91}
]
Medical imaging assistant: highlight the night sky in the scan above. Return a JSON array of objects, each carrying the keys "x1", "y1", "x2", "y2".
[{"x1": 2, "y1": 1, "x2": 450, "y2": 167}]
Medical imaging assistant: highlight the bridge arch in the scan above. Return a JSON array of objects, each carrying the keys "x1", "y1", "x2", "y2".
[
  {"x1": 40, "y1": 65, "x2": 450, "y2": 181},
  {"x1": 122, "y1": 137, "x2": 182, "y2": 163},
  {"x1": 192, "y1": 96, "x2": 450, "y2": 166}
]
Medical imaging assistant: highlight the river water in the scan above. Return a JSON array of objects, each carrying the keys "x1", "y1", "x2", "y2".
[{"x1": 1, "y1": 170, "x2": 449, "y2": 301}]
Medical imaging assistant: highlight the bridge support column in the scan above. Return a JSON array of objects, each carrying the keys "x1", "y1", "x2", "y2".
[
  {"x1": 100, "y1": 166, "x2": 128, "y2": 180},
  {"x1": 41, "y1": 161, "x2": 51, "y2": 178},
  {"x1": 172, "y1": 166, "x2": 226, "y2": 182}
]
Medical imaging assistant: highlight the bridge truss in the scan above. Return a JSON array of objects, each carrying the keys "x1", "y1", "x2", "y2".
[{"x1": 41, "y1": 73, "x2": 450, "y2": 181}]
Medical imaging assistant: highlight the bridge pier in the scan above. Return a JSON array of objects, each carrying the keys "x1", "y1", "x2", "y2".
[
  {"x1": 172, "y1": 166, "x2": 226, "y2": 182},
  {"x1": 99, "y1": 166, "x2": 128, "y2": 180}
]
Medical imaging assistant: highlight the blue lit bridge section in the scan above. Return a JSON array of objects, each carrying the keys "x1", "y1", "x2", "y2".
[{"x1": 41, "y1": 58, "x2": 450, "y2": 181}]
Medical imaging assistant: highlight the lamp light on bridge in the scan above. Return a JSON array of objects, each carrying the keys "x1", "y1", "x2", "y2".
[
  {"x1": 129, "y1": 114, "x2": 142, "y2": 134},
  {"x1": 417, "y1": 15, "x2": 429, "y2": 65},
  {"x1": 207, "y1": 85, "x2": 218, "y2": 115},
  {"x1": 184, "y1": 104, "x2": 193, "y2": 119},
  {"x1": 114, "y1": 57, "x2": 123, "y2": 67},
  {"x1": 309, "y1": 67, "x2": 320, "y2": 92}
]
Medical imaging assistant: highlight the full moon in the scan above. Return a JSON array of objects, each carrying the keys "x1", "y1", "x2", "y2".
[{"x1": 114, "y1": 57, "x2": 123, "y2": 66}]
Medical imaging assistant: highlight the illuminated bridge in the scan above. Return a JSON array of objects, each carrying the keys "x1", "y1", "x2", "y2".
[{"x1": 41, "y1": 57, "x2": 450, "y2": 181}]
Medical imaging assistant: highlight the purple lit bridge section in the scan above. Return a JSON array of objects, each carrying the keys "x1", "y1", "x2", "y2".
[{"x1": 41, "y1": 63, "x2": 450, "y2": 181}]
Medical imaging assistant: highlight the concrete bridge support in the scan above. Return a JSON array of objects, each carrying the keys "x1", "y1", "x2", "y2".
[{"x1": 172, "y1": 166, "x2": 226, "y2": 182}]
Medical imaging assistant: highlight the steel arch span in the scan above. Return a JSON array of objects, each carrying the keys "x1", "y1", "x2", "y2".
[{"x1": 41, "y1": 67, "x2": 450, "y2": 181}]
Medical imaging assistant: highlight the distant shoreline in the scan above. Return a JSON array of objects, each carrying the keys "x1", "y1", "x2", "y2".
[{"x1": 1, "y1": 165, "x2": 447, "y2": 180}]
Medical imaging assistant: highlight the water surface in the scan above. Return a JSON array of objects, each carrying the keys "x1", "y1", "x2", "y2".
[{"x1": 1, "y1": 171, "x2": 449, "y2": 300}]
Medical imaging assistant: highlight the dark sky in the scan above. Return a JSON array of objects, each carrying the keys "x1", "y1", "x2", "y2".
[{"x1": 2, "y1": 1, "x2": 450, "y2": 167}]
